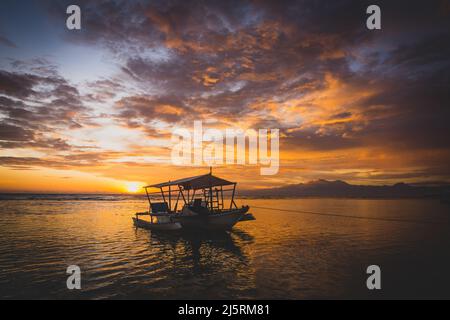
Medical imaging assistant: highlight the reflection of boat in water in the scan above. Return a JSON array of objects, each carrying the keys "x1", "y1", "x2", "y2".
[
  {"x1": 148, "y1": 228, "x2": 254, "y2": 263},
  {"x1": 133, "y1": 169, "x2": 254, "y2": 231}
]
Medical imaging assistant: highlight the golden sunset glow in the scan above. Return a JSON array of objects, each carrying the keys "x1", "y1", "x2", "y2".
[
  {"x1": 124, "y1": 182, "x2": 143, "y2": 193},
  {"x1": 0, "y1": 1, "x2": 449, "y2": 193}
]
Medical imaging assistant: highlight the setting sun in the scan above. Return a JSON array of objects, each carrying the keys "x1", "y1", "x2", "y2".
[{"x1": 125, "y1": 182, "x2": 143, "y2": 193}]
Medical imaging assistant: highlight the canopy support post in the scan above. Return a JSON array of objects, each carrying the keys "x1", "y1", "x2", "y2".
[
  {"x1": 174, "y1": 187, "x2": 181, "y2": 212},
  {"x1": 208, "y1": 173, "x2": 213, "y2": 212},
  {"x1": 230, "y1": 183, "x2": 237, "y2": 209},
  {"x1": 180, "y1": 186, "x2": 187, "y2": 205},
  {"x1": 160, "y1": 187, "x2": 166, "y2": 206},
  {"x1": 168, "y1": 183, "x2": 171, "y2": 213},
  {"x1": 220, "y1": 185, "x2": 224, "y2": 210},
  {"x1": 144, "y1": 187, "x2": 152, "y2": 212}
]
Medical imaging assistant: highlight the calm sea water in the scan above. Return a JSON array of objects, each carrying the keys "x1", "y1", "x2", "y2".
[{"x1": 0, "y1": 196, "x2": 449, "y2": 299}]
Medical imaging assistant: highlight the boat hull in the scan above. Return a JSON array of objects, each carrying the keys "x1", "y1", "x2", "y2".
[
  {"x1": 132, "y1": 217, "x2": 182, "y2": 231},
  {"x1": 176, "y1": 206, "x2": 249, "y2": 230}
]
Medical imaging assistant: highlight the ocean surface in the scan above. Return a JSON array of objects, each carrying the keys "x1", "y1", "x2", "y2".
[{"x1": 1, "y1": 195, "x2": 450, "y2": 299}]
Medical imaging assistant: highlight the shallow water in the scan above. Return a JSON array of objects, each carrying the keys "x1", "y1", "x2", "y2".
[{"x1": 0, "y1": 197, "x2": 449, "y2": 299}]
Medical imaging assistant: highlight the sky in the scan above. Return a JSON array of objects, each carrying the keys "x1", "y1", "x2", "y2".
[{"x1": 1, "y1": 0, "x2": 450, "y2": 193}]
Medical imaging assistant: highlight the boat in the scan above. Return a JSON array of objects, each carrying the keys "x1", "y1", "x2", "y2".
[{"x1": 136, "y1": 169, "x2": 254, "y2": 231}]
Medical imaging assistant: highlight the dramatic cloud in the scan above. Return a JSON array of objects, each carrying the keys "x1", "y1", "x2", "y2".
[
  {"x1": 1, "y1": 0, "x2": 450, "y2": 191},
  {"x1": 0, "y1": 68, "x2": 87, "y2": 150}
]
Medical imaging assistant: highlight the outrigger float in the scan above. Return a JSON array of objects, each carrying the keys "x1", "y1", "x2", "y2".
[{"x1": 133, "y1": 169, "x2": 255, "y2": 231}]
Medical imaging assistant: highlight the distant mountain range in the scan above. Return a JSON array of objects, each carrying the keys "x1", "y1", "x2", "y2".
[{"x1": 240, "y1": 180, "x2": 450, "y2": 199}]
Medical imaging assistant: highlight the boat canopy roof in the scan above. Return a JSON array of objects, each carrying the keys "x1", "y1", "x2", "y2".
[{"x1": 145, "y1": 173, "x2": 235, "y2": 190}]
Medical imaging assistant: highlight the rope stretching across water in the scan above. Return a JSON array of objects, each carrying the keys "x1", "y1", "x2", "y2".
[{"x1": 251, "y1": 205, "x2": 446, "y2": 225}]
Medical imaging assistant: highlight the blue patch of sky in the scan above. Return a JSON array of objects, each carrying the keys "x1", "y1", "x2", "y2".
[{"x1": 0, "y1": 1, "x2": 117, "y2": 83}]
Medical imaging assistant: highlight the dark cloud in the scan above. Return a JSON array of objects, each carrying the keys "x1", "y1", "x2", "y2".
[
  {"x1": 60, "y1": 0, "x2": 449, "y2": 156},
  {"x1": 2, "y1": 0, "x2": 450, "y2": 183},
  {"x1": 0, "y1": 156, "x2": 68, "y2": 169},
  {"x1": 386, "y1": 33, "x2": 450, "y2": 69},
  {"x1": 0, "y1": 122, "x2": 34, "y2": 141},
  {"x1": 330, "y1": 112, "x2": 352, "y2": 120},
  {"x1": 8, "y1": 57, "x2": 59, "y2": 77},
  {"x1": 0, "y1": 68, "x2": 87, "y2": 150},
  {"x1": 0, "y1": 71, "x2": 39, "y2": 98},
  {"x1": 115, "y1": 95, "x2": 189, "y2": 128},
  {"x1": 0, "y1": 149, "x2": 147, "y2": 171}
]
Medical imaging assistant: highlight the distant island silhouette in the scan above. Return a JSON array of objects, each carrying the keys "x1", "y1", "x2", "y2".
[{"x1": 241, "y1": 180, "x2": 450, "y2": 199}]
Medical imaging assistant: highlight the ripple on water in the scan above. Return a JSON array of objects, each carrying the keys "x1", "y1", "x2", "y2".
[{"x1": 1, "y1": 198, "x2": 450, "y2": 299}]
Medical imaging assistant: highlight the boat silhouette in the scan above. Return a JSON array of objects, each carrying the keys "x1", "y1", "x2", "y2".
[{"x1": 133, "y1": 169, "x2": 254, "y2": 231}]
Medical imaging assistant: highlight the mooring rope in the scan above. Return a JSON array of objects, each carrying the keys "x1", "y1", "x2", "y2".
[{"x1": 251, "y1": 205, "x2": 447, "y2": 225}]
